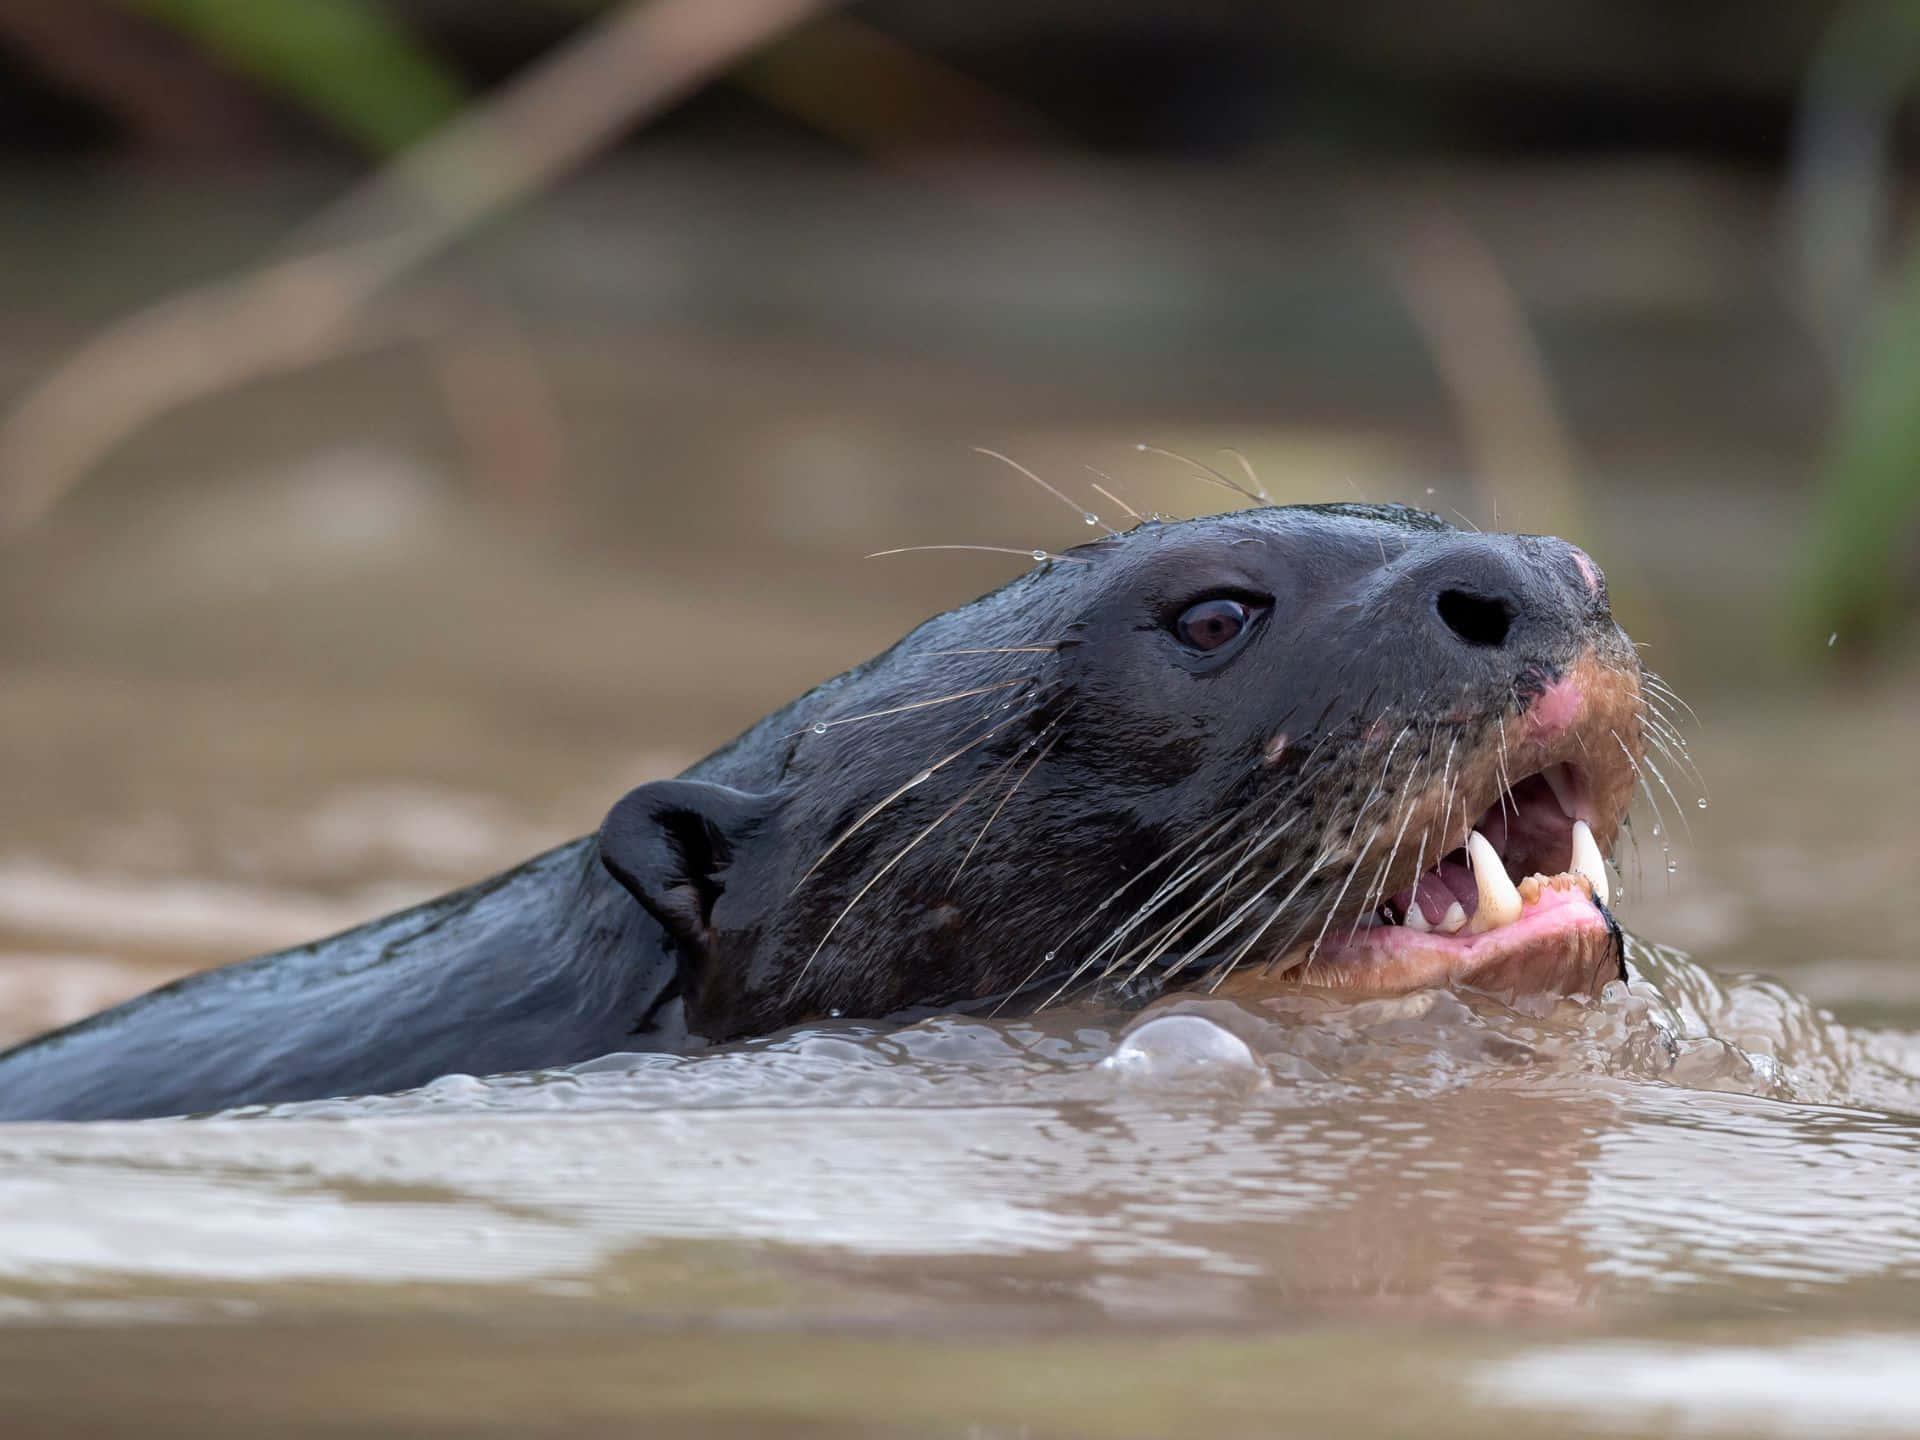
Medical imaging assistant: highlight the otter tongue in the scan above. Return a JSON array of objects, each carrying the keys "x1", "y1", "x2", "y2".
[{"x1": 1391, "y1": 863, "x2": 1478, "y2": 928}]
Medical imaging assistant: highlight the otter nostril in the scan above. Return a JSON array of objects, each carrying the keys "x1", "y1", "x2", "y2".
[{"x1": 1436, "y1": 588, "x2": 1514, "y2": 648}]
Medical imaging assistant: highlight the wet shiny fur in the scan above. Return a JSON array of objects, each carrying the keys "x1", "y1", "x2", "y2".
[{"x1": 0, "y1": 503, "x2": 1663, "y2": 1119}]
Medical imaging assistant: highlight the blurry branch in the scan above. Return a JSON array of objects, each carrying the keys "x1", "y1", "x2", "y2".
[
  {"x1": 1371, "y1": 204, "x2": 1663, "y2": 650},
  {"x1": 1787, "y1": 0, "x2": 1920, "y2": 656},
  {"x1": 295, "y1": 0, "x2": 833, "y2": 266},
  {"x1": 734, "y1": 14, "x2": 1063, "y2": 160},
  {"x1": 0, "y1": 0, "x2": 266, "y2": 161},
  {"x1": 119, "y1": 0, "x2": 467, "y2": 153},
  {"x1": 1378, "y1": 208, "x2": 1581, "y2": 535},
  {"x1": 542, "y1": 4, "x2": 1060, "y2": 162},
  {"x1": 0, "y1": 0, "x2": 842, "y2": 539}
]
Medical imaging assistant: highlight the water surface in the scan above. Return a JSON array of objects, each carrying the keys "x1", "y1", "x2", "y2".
[{"x1": 3, "y1": 938, "x2": 1919, "y2": 1437}]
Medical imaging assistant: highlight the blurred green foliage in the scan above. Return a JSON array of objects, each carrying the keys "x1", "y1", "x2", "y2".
[
  {"x1": 1795, "y1": 0, "x2": 1920, "y2": 657},
  {"x1": 118, "y1": 0, "x2": 467, "y2": 151},
  {"x1": 1801, "y1": 251, "x2": 1920, "y2": 655}
]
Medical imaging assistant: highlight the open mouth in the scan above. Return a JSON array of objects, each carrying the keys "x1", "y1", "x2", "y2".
[
  {"x1": 1303, "y1": 760, "x2": 1620, "y2": 1000},
  {"x1": 1374, "y1": 763, "x2": 1609, "y2": 935},
  {"x1": 1218, "y1": 757, "x2": 1629, "y2": 1005}
]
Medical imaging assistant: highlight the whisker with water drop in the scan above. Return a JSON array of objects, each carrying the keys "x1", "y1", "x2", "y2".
[
  {"x1": 867, "y1": 544, "x2": 1091, "y2": 563},
  {"x1": 1217, "y1": 447, "x2": 1273, "y2": 504},
  {"x1": 1082, "y1": 466, "x2": 1148, "y2": 525},
  {"x1": 1133, "y1": 443, "x2": 1266, "y2": 507},
  {"x1": 973, "y1": 446, "x2": 1120, "y2": 537}
]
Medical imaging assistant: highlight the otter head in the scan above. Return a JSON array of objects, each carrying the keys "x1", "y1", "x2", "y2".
[{"x1": 600, "y1": 502, "x2": 1653, "y2": 1042}]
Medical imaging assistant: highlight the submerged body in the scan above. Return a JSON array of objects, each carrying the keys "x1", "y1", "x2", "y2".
[{"x1": 0, "y1": 502, "x2": 1651, "y2": 1120}]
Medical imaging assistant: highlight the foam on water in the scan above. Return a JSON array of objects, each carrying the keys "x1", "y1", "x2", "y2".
[
  {"x1": 235, "y1": 936, "x2": 1920, "y2": 1120},
  {"x1": 1, "y1": 938, "x2": 1917, "y2": 1328}
]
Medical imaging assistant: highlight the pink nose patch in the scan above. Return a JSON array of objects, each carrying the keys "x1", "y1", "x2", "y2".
[{"x1": 1526, "y1": 676, "x2": 1582, "y2": 740}]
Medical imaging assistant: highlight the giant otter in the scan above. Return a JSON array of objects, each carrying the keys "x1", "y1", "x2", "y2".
[{"x1": 0, "y1": 501, "x2": 1650, "y2": 1121}]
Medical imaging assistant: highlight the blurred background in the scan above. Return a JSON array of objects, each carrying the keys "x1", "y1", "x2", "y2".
[{"x1": 0, "y1": 0, "x2": 1916, "y2": 1039}]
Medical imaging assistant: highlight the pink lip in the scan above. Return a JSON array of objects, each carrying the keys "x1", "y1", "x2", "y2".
[
  {"x1": 1269, "y1": 880, "x2": 1617, "y2": 1002},
  {"x1": 1333, "y1": 882, "x2": 1605, "y2": 964}
]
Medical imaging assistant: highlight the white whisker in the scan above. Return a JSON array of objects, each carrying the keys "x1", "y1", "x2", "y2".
[
  {"x1": 1133, "y1": 443, "x2": 1265, "y2": 507},
  {"x1": 973, "y1": 446, "x2": 1121, "y2": 537},
  {"x1": 791, "y1": 769, "x2": 1004, "y2": 994},
  {"x1": 793, "y1": 701, "x2": 1039, "y2": 892},
  {"x1": 947, "y1": 722, "x2": 1067, "y2": 892},
  {"x1": 800, "y1": 678, "x2": 1031, "y2": 737},
  {"x1": 867, "y1": 543, "x2": 1092, "y2": 564}
]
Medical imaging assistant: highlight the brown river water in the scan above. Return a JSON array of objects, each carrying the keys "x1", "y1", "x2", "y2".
[
  {"x1": 2, "y1": 165, "x2": 1918, "y2": 1435},
  {"x1": 3, "y1": 529, "x2": 1915, "y2": 1438}
]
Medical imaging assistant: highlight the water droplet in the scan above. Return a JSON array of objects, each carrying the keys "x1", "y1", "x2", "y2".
[
  {"x1": 1044, "y1": 950, "x2": 1056, "y2": 962},
  {"x1": 1696, "y1": 797, "x2": 1708, "y2": 809},
  {"x1": 828, "y1": 1008, "x2": 843, "y2": 1018},
  {"x1": 909, "y1": 769, "x2": 932, "y2": 786},
  {"x1": 1031, "y1": 549, "x2": 1049, "y2": 561},
  {"x1": 1666, "y1": 859, "x2": 1678, "y2": 873},
  {"x1": 1425, "y1": 486, "x2": 1436, "y2": 496},
  {"x1": 1650, "y1": 824, "x2": 1662, "y2": 838},
  {"x1": 810, "y1": 722, "x2": 828, "y2": 735},
  {"x1": 1828, "y1": 632, "x2": 1839, "y2": 648},
  {"x1": 1082, "y1": 512, "x2": 1099, "y2": 526}
]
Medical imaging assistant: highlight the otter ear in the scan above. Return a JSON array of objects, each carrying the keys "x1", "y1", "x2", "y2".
[{"x1": 598, "y1": 780, "x2": 776, "y2": 955}]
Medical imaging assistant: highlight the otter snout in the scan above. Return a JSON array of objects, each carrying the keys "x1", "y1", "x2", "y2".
[{"x1": 1396, "y1": 533, "x2": 1617, "y2": 667}]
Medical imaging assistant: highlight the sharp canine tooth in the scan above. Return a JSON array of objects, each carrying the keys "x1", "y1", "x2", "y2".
[
  {"x1": 1438, "y1": 901, "x2": 1467, "y2": 934},
  {"x1": 1466, "y1": 829, "x2": 1524, "y2": 933},
  {"x1": 1543, "y1": 764, "x2": 1578, "y2": 818},
  {"x1": 1403, "y1": 899, "x2": 1431, "y2": 932},
  {"x1": 1570, "y1": 818, "x2": 1609, "y2": 907}
]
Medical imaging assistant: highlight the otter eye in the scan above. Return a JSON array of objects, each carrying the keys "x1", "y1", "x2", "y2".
[{"x1": 1175, "y1": 597, "x2": 1250, "y2": 652}]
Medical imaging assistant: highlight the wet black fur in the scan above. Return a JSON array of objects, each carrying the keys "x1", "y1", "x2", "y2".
[{"x1": 0, "y1": 503, "x2": 1623, "y2": 1120}]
